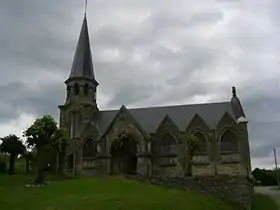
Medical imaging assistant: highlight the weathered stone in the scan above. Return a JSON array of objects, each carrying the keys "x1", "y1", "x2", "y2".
[
  {"x1": 192, "y1": 164, "x2": 213, "y2": 176},
  {"x1": 126, "y1": 175, "x2": 253, "y2": 210},
  {"x1": 217, "y1": 163, "x2": 241, "y2": 175}
]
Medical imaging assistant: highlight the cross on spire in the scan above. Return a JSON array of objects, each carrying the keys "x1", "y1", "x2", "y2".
[
  {"x1": 232, "y1": 86, "x2": 237, "y2": 97},
  {"x1": 85, "y1": 0, "x2": 88, "y2": 15}
]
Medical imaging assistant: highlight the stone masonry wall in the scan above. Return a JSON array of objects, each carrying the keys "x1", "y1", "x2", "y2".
[{"x1": 126, "y1": 175, "x2": 253, "y2": 210}]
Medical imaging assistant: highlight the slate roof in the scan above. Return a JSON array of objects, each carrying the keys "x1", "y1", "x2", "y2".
[
  {"x1": 92, "y1": 101, "x2": 235, "y2": 134},
  {"x1": 69, "y1": 15, "x2": 95, "y2": 80}
]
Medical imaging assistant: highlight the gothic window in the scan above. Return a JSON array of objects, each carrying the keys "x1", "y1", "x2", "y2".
[
  {"x1": 74, "y1": 83, "x2": 79, "y2": 95},
  {"x1": 70, "y1": 113, "x2": 79, "y2": 138},
  {"x1": 66, "y1": 86, "x2": 70, "y2": 98},
  {"x1": 147, "y1": 142, "x2": 151, "y2": 153},
  {"x1": 161, "y1": 133, "x2": 176, "y2": 155},
  {"x1": 84, "y1": 83, "x2": 89, "y2": 96},
  {"x1": 70, "y1": 114, "x2": 75, "y2": 138},
  {"x1": 220, "y1": 130, "x2": 238, "y2": 153},
  {"x1": 83, "y1": 138, "x2": 97, "y2": 158},
  {"x1": 193, "y1": 131, "x2": 207, "y2": 154}
]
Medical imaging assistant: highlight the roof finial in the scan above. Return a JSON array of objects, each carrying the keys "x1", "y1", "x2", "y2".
[
  {"x1": 84, "y1": 0, "x2": 88, "y2": 16},
  {"x1": 232, "y1": 86, "x2": 237, "y2": 97}
]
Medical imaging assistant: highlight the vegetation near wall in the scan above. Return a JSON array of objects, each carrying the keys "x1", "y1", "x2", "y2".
[
  {"x1": 252, "y1": 168, "x2": 280, "y2": 186},
  {"x1": 0, "y1": 115, "x2": 68, "y2": 185}
]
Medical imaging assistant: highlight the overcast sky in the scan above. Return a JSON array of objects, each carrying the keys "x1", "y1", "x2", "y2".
[{"x1": 0, "y1": 0, "x2": 279, "y2": 169}]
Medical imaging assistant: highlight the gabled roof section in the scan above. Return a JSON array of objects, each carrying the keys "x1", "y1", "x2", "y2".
[
  {"x1": 98, "y1": 105, "x2": 148, "y2": 139},
  {"x1": 92, "y1": 101, "x2": 235, "y2": 134},
  {"x1": 67, "y1": 15, "x2": 96, "y2": 82},
  {"x1": 186, "y1": 113, "x2": 210, "y2": 132}
]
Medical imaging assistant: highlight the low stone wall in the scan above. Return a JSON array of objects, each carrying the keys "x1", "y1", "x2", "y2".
[
  {"x1": 194, "y1": 176, "x2": 253, "y2": 210},
  {"x1": 126, "y1": 175, "x2": 253, "y2": 210}
]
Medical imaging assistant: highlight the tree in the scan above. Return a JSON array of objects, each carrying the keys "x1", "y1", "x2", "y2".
[
  {"x1": 252, "y1": 168, "x2": 279, "y2": 186},
  {"x1": 24, "y1": 115, "x2": 58, "y2": 184},
  {"x1": 0, "y1": 134, "x2": 26, "y2": 174},
  {"x1": 51, "y1": 128, "x2": 68, "y2": 175},
  {"x1": 183, "y1": 134, "x2": 200, "y2": 176}
]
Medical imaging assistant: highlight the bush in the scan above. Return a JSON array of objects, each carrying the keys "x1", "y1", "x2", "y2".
[{"x1": 252, "y1": 168, "x2": 279, "y2": 186}]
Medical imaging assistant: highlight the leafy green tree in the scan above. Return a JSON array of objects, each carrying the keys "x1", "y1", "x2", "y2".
[
  {"x1": 51, "y1": 128, "x2": 68, "y2": 175},
  {"x1": 24, "y1": 115, "x2": 58, "y2": 184},
  {"x1": 252, "y1": 168, "x2": 279, "y2": 186},
  {"x1": 0, "y1": 134, "x2": 26, "y2": 174},
  {"x1": 183, "y1": 134, "x2": 200, "y2": 176}
]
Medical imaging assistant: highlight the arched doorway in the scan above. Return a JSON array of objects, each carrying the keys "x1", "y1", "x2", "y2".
[{"x1": 110, "y1": 133, "x2": 137, "y2": 175}]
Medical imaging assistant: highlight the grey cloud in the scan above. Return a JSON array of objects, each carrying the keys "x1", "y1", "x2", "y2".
[
  {"x1": 0, "y1": 81, "x2": 64, "y2": 123},
  {"x1": 106, "y1": 83, "x2": 163, "y2": 108}
]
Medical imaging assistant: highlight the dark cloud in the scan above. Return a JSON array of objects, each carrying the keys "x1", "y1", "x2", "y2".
[
  {"x1": 0, "y1": 81, "x2": 64, "y2": 123},
  {"x1": 0, "y1": 0, "x2": 279, "y2": 168}
]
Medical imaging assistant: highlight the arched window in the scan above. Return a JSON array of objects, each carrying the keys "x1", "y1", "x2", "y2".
[
  {"x1": 83, "y1": 138, "x2": 97, "y2": 158},
  {"x1": 193, "y1": 131, "x2": 207, "y2": 153},
  {"x1": 66, "y1": 86, "x2": 70, "y2": 98},
  {"x1": 161, "y1": 133, "x2": 176, "y2": 154},
  {"x1": 69, "y1": 112, "x2": 80, "y2": 139},
  {"x1": 220, "y1": 130, "x2": 238, "y2": 153},
  {"x1": 70, "y1": 113, "x2": 76, "y2": 138},
  {"x1": 84, "y1": 84, "x2": 89, "y2": 96},
  {"x1": 74, "y1": 83, "x2": 79, "y2": 95}
]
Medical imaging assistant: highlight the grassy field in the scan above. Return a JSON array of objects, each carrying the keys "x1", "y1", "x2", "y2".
[
  {"x1": 252, "y1": 193, "x2": 279, "y2": 210},
  {"x1": 0, "y1": 174, "x2": 278, "y2": 210},
  {"x1": 0, "y1": 174, "x2": 237, "y2": 210}
]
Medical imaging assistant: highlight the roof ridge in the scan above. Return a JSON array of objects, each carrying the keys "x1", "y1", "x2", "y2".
[{"x1": 99, "y1": 101, "x2": 231, "y2": 112}]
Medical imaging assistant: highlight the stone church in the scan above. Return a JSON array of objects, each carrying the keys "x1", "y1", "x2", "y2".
[{"x1": 59, "y1": 15, "x2": 251, "y2": 178}]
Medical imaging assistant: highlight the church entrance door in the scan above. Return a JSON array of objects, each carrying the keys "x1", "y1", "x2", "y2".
[{"x1": 110, "y1": 137, "x2": 137, "y2": 175}]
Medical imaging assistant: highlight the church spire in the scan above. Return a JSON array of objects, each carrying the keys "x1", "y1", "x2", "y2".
[{"x1": 66, "y1": 14, "x2": 98, "y2": 85}]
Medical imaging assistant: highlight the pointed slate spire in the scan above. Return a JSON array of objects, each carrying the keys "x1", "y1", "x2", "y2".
[{"x1": 67, "y1": 14, "x2": 97, "y2": 83}]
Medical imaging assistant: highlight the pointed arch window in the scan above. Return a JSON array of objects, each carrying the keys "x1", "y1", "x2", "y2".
[
  {"x1": 220, "y1": 130, "x2": 238, "y2": 153},
  {"x1": 66, "y1": 86, "x2": 70, "y2": 98},
  {"x1": 70, "y1": 113, "x2": 76, "y2": 138},
  {"x1": 83, "y1": 138, "x2": 97, "y2": 158},
  {"x1": 74, "y1": 83, "x2": 79, "y2": 95},
  {"x1": 161, "y1": 133, "x2": 176, "y2": 155},
  {"x1": 84, "y1": 83, "x2": 89, "y2": 96},
  {"x1": 70, "y1": 112, "x2": 80, "y2": 138},
  {"x1": 193, "y1": 131, "x2": 207, "y2": 154}
]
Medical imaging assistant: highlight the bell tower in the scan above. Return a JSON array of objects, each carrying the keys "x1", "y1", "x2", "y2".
[{"x1": 59, "y1": 14, "x2": 98, "y2": 138}]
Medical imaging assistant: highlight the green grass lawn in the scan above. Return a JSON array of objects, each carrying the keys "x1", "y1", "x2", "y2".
[
  {"x1": 0, "y1": 174, "x2": 279, "y2": 210},
  {"x1": 252, "y1": 193, "x2": 278, "y2": 210},
  {"x1": 0, "y1": 174, "x2": 236, "y2": 210}
]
